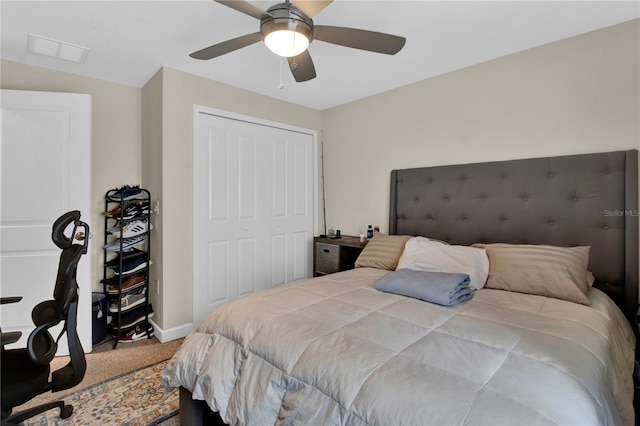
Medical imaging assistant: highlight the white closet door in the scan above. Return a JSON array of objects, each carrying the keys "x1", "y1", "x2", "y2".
[
  {"x1": 1, "y1": 89, "x2": 92, "y2": 354},
  {"x1": 194, "y1": 110, "x2": 315, "y2": 323}
]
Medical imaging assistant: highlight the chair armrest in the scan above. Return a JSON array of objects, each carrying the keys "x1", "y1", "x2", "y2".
[
  {"x1": 1, "y1": 297, "x2": 24, "y2": 346},
  {"x1": 1, "y1": 331, "x2": 22, "y2": 346}
]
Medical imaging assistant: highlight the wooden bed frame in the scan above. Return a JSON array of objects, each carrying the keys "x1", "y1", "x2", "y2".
[{"x1": 180, "y1": 149, "x2": 639, "y2": 425}]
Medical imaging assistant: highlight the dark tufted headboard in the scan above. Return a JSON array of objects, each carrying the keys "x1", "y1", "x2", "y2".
[{"x1": 389, "y1": 150, "x2": 638, "y2": 322}]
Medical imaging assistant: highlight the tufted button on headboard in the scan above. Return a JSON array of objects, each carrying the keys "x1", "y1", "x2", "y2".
[{"x1": 389, "y1": 150, "x2": 639, "y2": 323}]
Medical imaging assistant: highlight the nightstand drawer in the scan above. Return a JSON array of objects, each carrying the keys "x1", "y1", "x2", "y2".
[
  {"x1": 313, "y1": 236, "x2": 368, "y2": 277},
  {"x1": 315, "y1": 242, "x2": 340, "y2": 274}
]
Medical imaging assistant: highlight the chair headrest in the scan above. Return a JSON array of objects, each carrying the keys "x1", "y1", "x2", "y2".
[{"x1": 51, "y1": 211, "x2": 83, "y2": 250}]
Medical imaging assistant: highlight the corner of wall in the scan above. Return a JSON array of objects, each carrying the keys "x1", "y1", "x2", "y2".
[{"x1": 141, "y1": 68, "x2": 165, "y2": 328}]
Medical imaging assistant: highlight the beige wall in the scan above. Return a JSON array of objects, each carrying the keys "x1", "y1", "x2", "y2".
[
  {"x1": 322, "y1": 19, "x2": 640, "y2": 237},
  {"x1": 1, "y1": 59, "x2": 142, "y2": 295},
  {"x1": 148, "y1": 67, "x2": 323, "y2": 331}
]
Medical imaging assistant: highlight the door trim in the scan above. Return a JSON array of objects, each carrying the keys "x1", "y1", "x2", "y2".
[{"x1": 192, "y1": 105, "x2": 318, "y2": 324}]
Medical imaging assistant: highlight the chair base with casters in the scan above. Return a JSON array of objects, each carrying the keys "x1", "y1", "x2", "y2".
[
  {"x1": 1, "y1": 344, "x2": 76, "y2": 423},
  {"x1": 1, "y1": 211, "x2": 89, "y2": 424}
]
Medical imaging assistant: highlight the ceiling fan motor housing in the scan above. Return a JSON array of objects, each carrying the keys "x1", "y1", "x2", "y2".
[{"x1": 260, "y1": 3, "x2": 314, "y2": 44}]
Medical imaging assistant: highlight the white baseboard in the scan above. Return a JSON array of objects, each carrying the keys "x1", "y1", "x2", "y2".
[{"x1": 150, "y1": 319, "x2": 193, "y2": 343}]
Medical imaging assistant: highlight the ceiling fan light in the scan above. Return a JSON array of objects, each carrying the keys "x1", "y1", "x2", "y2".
[{"x1": 264, "y1": 30, "x2": 309, "y2": 57}]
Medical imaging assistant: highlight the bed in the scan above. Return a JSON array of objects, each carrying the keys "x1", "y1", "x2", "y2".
[{"x1": 163, "y1": 149, "x2": 638, "y2": 425}]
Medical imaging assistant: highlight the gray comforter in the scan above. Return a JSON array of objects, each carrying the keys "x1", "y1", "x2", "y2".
[{"x1": 162, "y1": 267, "x2": 636, "y2": 425}]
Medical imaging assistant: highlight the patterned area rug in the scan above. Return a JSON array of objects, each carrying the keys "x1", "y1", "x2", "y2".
[{"x1": 24, "y1": 359, "x2": 178, "y2": 425}]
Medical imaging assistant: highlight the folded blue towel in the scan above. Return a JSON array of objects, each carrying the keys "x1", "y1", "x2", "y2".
[{"x1": 375, "y1": 269, "x2": 473, "y2": 306}]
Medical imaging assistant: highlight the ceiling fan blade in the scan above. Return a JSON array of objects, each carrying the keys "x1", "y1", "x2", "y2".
[
  {"x1": 314, "y1": 25, "x2": 406, "y2": 55},
  {"x1": 288, "y1": 50, "x2": 316, "y2": 82},
  {"x1": 190, "y1": 32, "x2": 263, "y2": 60},
  {"x1": 291, "y1": 0, "x2": 333, "y2": 18},
  {"x1": 215, "y1": 0, "x2": 271, "y2": 20}
]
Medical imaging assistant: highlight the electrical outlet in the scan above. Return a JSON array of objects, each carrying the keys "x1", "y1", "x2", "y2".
[{"x1": 156, "y1": 279, "x2": 160, "y2": 295}]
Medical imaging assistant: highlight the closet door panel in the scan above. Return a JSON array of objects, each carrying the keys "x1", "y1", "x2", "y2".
[{"x1": 194, "y1": 111, "x2": 315, "y2": 323}]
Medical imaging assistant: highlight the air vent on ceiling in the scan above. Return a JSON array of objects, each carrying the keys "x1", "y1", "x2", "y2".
[{"x1": 28, "y1": 33, "x2": 89, "y2": 63}]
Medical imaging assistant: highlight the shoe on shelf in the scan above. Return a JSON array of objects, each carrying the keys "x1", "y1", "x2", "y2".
[
  {"x1": 105, "y1": 223, "x2": 120, "y2": 234},
  {"x1": 109, "y1": 185, "x2": 143, "y2": 202},
  {"x1": 106, "y1": 273, "x2": 147, "y2": 294},
  {"x1": 109, "y1": 219, "x2": 152, "y2": 239},
  {"x1": 118, "y1": 322, "x2": 154, "y2": 343},
  {"x1": 112, "y1": 304, "x2": 154, "y2": 329},
  {"x1": 104, "y1": 237, "x2": 144, "y2": 252},
  {"x1": 104, "y1": 249, "x2": 146, "y2": 268},
  {"x1": 103, "y1": 201, "x2": 150, "y2": 220},
  {"x1": 111, "y1": 257, "x2": 150, "y2": 276},
  {"x1": 109, "y1": 288, "x2": 147, "y2": 313}
]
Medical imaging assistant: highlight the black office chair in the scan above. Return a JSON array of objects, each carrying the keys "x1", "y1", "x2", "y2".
[{"x1": 1, "y1": 211, "x2": 89, "y2": 424}]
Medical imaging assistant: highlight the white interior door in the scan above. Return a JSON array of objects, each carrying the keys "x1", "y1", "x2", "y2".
[
  {"x1": 194, "y1": 109, "x2": 315, "y2": 323},
  {"x1": 1, "y1": 89, "x2": 92, "y2": 354}
]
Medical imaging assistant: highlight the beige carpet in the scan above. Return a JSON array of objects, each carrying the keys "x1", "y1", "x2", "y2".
[{"x1": 14, "y1": 335, "x2": 184, "y2": 414}]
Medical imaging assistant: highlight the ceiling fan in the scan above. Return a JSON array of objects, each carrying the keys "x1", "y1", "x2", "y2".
[{"x1": 190, "y1": 0, "x2": 406, "y2": 82}]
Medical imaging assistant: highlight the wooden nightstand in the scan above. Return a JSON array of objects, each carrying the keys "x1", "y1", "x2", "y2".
[{"x1": 313, "y1": 236, "x2": 368, "y2": 277}]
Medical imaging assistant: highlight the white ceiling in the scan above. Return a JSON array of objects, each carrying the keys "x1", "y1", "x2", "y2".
[{"x1": 1, "y1": 1, "x2": 638, "y2": 110}]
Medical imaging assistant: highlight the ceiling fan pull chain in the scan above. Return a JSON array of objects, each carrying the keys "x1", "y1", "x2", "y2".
[{"x1": 278, "y1": 57, "x2": 285, "y2": 90}]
